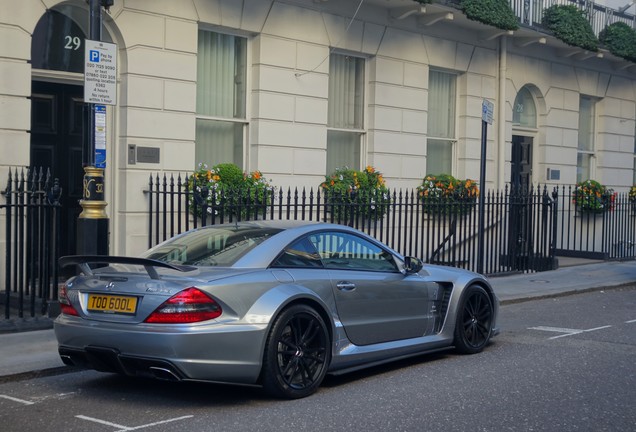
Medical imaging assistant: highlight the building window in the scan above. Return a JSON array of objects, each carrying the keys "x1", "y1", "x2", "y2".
[
  {"x1": 512, "y1": 87, "x2": 537, "y2": 128},
  {"x1": 577, "y1": 95, "x2": 596, "y2": 182},
  {"x1": 196, "y1": 30, "x2": 247, "y2": 167},
  {"x1": 633, "y1": 126, "x2": 636, "y2": 185},
  {"x1": 327, "y1": 54, "x2": 365, "y2": 173},
  {"x1": 427, "y1": 70, "x2": 456, "y2": 175}
]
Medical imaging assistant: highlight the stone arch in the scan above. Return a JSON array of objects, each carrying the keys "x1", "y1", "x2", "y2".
[
  {"x1": 512, "y1": 84, "x2": 547, "y2": 129},
  {"x1": 511, "y1": 84, "x2": 548, "y2": 186},
  {"x1": 31, "y1": 1, "x2": 125, "y2": 74}
]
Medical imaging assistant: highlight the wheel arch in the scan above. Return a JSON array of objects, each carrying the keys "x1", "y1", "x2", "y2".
[
  {"x1": 252, "y1": 288, "x2": 335, "y2": 384},
  {"x1": 276, "y1": 297, "x2": 335, "y2": 343},
  {"x1": 471, "y1": 280, "x2": 497, "y2": 308}
]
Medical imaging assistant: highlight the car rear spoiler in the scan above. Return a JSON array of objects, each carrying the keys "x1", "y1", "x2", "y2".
[{"x1": 59, "y1": 255, "x2": 196, "y2": 280}]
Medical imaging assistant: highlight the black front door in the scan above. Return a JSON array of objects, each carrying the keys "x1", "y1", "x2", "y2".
[
  {"x1": 511, "y1": 135, "x2": 532, "y2": 191},
  {"x1": 30, "y1": 81, "x2": 84, "y2": 258},
  {"x1": 508, "y1": 135, "x2": 534, "y2": 268}
]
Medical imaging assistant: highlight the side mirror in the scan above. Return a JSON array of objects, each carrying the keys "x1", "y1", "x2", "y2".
[{"x1": 403, "y1": 256, "x2": 423, "y2": 274}]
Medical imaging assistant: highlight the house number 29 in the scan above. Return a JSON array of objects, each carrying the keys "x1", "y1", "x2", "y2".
[{"x1": 64, "y1": 36, "x2": 81, "y2": 50}]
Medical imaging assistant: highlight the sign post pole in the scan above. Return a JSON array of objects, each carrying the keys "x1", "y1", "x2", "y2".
[
  {"x1": 77, "y1": 0, "x2": 115, "y2": 257},
  {"x1": 477, "y1": 100, "x2": 494, "y2": 274}
]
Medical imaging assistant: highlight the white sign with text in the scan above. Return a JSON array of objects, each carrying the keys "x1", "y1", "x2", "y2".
[{"x1": 84, "y1": 40, "x2": 117, "y2": 105}]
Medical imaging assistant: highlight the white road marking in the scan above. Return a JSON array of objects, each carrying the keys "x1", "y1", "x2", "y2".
[
  {"x1": 117, "y1": 415, "x2": 193, "y2": 432},
  {"x1": 528, "y1": 326, "x2": 581, "y2": 334},
  {"x1": 76, "y1": 415, "x2": 130, "y2": 430},
  {"x1": 0, "y1": 394, "x2": 35, "y2": 405},
  {"x1": 528, "y1": 325, "x2": 613, "y2": 339},
  {"x1": 548, "y1": 325, "x2": 612, "y2": 339},
  {"x1": 626, "y1": 319, "x2": 636, "y2": 324},
  {"x1": 76, "y1": 414, "x2": 193, "y2": 431}
]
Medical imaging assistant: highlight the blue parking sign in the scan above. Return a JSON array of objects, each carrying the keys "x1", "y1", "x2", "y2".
[{"x1": 89, "y1": 50, "x2": 100, "y2": 62}]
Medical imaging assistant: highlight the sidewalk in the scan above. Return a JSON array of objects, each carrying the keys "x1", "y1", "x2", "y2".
[{"x1": 1, "y1": 259, "x2": 635, "y2": 382}]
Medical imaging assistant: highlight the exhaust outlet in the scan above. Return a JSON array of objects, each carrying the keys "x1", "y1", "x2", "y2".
[
  {"x1": 149, "y1": 366, "x2": 180, "y2": 381},
  {"x1": 60, "y1": 354, "x2": 76, "y2": 366}
]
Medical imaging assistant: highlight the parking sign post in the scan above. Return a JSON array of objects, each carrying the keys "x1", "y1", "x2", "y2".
[
  {"x1": 477, "y1": 100, "x2": 494, "y2": 274},
  {"x1": 77, "y1": 0, "x2": 114, "y2": 258}
]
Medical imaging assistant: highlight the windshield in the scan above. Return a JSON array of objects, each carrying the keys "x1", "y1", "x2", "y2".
[{"x1": 141, "y1": 226, "x2": 282, "y2": 266}]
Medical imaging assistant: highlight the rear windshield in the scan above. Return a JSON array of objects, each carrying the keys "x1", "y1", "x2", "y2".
[{"x1": 141, "y1": 227, "x2": 282, "y2": 267}]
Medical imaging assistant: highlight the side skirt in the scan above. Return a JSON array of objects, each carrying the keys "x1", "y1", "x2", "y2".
[{"x1": 327, "y1": 346, "x2": 453, "y2": 376}]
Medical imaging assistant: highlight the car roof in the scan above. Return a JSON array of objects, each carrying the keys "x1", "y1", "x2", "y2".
[{"x1": 162, "y1": 220, "x2": 401, "y2": 270}]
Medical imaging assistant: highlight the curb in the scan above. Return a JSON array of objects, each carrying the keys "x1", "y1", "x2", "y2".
[
  {"x1": 0, "y1": 317, "x2": 54, "y2": 334},
  {"x1": 498, "y1": 282, "x2": 635, "y2": 305},
  {"x1": 0, "y1": 366, "x2": 79, "y2": 385}
]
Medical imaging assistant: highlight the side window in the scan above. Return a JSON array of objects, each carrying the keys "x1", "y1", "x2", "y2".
[
  {"x1": 272, "y1": 237, "x2": 323, "y2": 268},
  {"x1": 309, "y1": 232, "x2": 398, "y2": 272}
]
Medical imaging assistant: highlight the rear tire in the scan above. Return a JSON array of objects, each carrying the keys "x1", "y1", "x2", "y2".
[
  {"x1": 453, "y1": 285, "x2": 493, "y2": 354},
  {"x1": 262, "y1": 304, "x2": 330, "y2": 399}
]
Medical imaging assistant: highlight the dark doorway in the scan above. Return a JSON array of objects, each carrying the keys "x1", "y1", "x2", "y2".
[
  {"x1": 511, "y1": 135, "x2": 533, "y2": 190},
  {"x1": 507, "y1": 135, "x2": 534, "y2": 269},
  {"x1": 30, "y1": 81, "x2": 84, "y2": 259}
]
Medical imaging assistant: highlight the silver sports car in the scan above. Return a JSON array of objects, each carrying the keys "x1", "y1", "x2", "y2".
[{"x1": 55, "y1": 220, "x2": 499, "y2": 399}]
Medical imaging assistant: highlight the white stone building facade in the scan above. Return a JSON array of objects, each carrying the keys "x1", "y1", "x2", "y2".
[{"x1": 1, "y1": 0, "x2": 635, "y2": 256}]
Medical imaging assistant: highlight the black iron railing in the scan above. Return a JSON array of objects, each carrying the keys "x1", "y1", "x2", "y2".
[
  {"x1": 555, "y1": 185, "x2": 636, "y2": 260},
  {"x1": 146, "y1": 173, "x2": 561, "y2": 276},
  {"x1": 4, "y1": 168, "x2": 634, "y2": 323},
  {"x1": 1, "y1": 168, "x2": 62, "y2": 321}
]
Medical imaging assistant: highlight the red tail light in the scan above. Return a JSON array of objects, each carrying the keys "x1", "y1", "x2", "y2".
[
  {"x1": 58, "y1": 283, "x2": 79, "y2": 316},
  {"x1": 144, "y1": 287, "x2": 222, "y2": 324}
]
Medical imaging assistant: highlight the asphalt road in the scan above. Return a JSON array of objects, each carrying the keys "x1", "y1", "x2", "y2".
[{"x1": 0, "y1": 287, "x2": 634, "y2": 432}]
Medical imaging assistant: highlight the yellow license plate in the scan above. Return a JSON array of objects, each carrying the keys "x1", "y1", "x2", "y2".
[{"x1": 87, "y1": 294, "x2": 138, "y2": 314}]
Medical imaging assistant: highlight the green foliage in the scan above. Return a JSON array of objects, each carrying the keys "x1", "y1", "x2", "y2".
[
  {"x1": 320, "y1": 166, "x2": 390, "y2": 221},
  {"x1": 600, "y1": 22, "x2": 636, "y2": 62},
  {"x1": 211, "y1": 163, "x2": 245, "y2": 189},
  {"x1": 187, "y1": 162, "x2": 273, "y2": 219},
  {"x1": 630, "y1": 186, "x2": 636, "y2": 203},
  {"x1": 572, "y1": 180, "x2": 615, "y2": 213},
  {"x1": 461, "y1": 0, "x2": 519, "y2": 31},
  {"x1": 413, "y1": 0, "x2": 432, "y2": 4},
  {"x1": 543, "y1": 5, "x2": 598, "y2": 51},
  {"x1": 417, "y1": 173, "x2": 479, "y2": 215}
]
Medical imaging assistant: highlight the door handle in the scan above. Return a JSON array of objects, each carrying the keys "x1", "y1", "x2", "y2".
[{"x1": 336, "y1": 282, "x2": 356, "y2": 291}]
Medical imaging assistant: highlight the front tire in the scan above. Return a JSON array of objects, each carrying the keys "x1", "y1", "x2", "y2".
[
  {"x1": 454, "y1": 285, "x2": 493, "y2": 354},
  {"x1": 262, "y1": 304, "x2": 330, "y2": 399}
]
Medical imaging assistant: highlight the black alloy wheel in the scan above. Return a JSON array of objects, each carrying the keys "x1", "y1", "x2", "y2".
[
  {"x1": 454, "y1": 285, "x2": 493, "y2": 354},
  {"x1": 262, "y1": 304, "x2": 330, "y2": 399}
]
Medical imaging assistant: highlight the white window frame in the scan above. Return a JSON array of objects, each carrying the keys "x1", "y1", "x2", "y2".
[
  {"x1": 577, "y1": 95, "x2": 597, "y2": 183},
  {"x1": 326, "y1": 52, "x2": 368, "y2": 173},
  {"x1": 195, "y1": 27, "x2": 250, "y2": 170},
  {"x1": 426, "y1": 69, "x2": 458, "y2": 176},
  {"x1": 633, "y1": 123, "x2": 636, "y2": 185}
]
